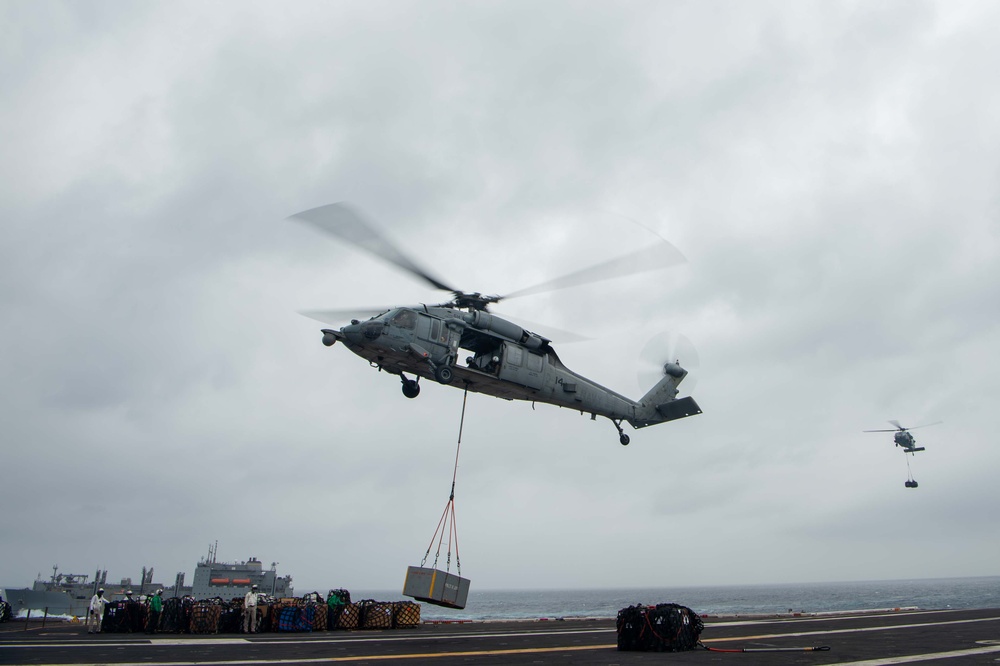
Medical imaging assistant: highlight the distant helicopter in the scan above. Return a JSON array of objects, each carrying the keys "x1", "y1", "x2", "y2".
[
  {"x1": 863, "y1": 420, "x2": 941, "y2": 453},
  {"x1": 290, "y1": 203, "x2": 702, "y2": 445},
  {"x1": 864, "y1": 420, "x2": 941, "y2": 488}
]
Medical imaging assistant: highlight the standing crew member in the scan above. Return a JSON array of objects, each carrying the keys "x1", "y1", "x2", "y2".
[
  {"x1": 87, "y1": 588, "x2": 108, "y2": 634},
  {"x1": 326, "y1": 589, "x2": 347, "y2": 626},
  {"x1": 123, "y1": 590, "x2": 141, "y2": 632},
  {"x1": 146, "y1": 589, "x2": 163, "y2": 634},
  {"x1": 243, "y1": 584, "x2": 260, "y2": 633}
]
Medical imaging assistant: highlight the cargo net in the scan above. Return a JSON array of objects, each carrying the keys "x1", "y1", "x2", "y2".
[
  {"x1": 159, "y1": 597, "x2": 193, "y2": 633},
  {"x1": 393, "y1": 601, "x2": 421, "y2": 628},
  {"x1": 101, "y1": 600, "x2": 147, "y2": 633},
  {"x1": 86, "y1": 590, "x2": 417, "y2": 634},
  {"x1": 359, "y1": 600, "x2": 394, "y2": 630},
  {"x1": 275, "y1": 604, "x2": 322, "y2": 632},
  {"x1": 616, "y1": 603, "x2": 704, "y2": 652},
  {"x1": 189, "y1": 601, "x2": 224, "y2": 634},
  {"x1": 336, "y1": 603, "x2": 361, "y2": 630}
]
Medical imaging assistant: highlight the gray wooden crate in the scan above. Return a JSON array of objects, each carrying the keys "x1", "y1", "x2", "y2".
[{"x1": 402, "y1": 566, "x2": 470, "y2": 609}]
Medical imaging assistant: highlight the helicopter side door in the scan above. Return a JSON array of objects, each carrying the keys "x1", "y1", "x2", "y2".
[
  {"x1": 498, "y1": 341, "x2": 545, "y2": 389},
  {"x1": 415, "y1": 315, "x2": 457, "y2": 363}
]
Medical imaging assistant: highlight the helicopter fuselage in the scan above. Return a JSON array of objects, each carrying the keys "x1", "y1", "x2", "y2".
[
  {"x1": 894, "y1": 431, "x2": 925, "y2": 453},
  {"x1": 321, "y1": 307, "x2": 700, "y2": 442}
]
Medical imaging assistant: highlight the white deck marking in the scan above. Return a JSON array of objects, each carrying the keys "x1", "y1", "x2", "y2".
[
  {"x1": 829, "y1": 643, "x2": 1000, "y2": 664},
  {"x1": 703, "y1": 614, "x2": 1000, "y2": 643}
]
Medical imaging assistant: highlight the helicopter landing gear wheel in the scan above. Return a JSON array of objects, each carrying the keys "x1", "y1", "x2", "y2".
[
  {"x1": 434, "y1": 365, "x2": 454, "y2": 385},
  {"x1": 401, "y1": 378, "x2": 420, "y2": 399},
  {"x1": 610, "y1": 419, "x2": 630, "y2": 446}
]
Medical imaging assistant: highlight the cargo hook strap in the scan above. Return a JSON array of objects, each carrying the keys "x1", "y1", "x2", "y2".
[{"x1": 420, "y1": 387, "x2": 469, "y2": 576}]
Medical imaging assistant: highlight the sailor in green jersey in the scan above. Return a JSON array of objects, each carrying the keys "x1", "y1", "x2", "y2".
[{"x1": 146, "y1": 589, "x2": 163, "y2": 634}]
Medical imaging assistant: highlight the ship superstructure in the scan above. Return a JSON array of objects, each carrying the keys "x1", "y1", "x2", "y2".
[
  {"x1": 189, "y1": 542, "x2": 292, "y2": 599},
  {"x1": 1, "y1": 543, "x2": 293, "y2": 617}
]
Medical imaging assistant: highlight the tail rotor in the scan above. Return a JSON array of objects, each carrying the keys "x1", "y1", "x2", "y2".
[{"x1": 638, "y1": 331, "x2": 700, "y2": 394}]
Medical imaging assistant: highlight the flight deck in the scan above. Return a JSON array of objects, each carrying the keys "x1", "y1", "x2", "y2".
[{"x1": 3, "y1": 607, "x2": 1000, "y2": 664}]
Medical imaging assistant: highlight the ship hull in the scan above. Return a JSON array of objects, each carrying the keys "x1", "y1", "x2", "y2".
[{"x1": 2, "y1": 588, "x2": 89, "y2": 617}]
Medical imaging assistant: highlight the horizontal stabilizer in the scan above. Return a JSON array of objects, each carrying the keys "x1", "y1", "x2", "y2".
[{"x1": 655, "y1": 396, "x2": 702, "y2": 422}]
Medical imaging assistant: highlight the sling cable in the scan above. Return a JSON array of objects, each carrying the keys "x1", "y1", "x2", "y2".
[{"x1": 403, "y1": 386, "x2": 471, "y2": 609}]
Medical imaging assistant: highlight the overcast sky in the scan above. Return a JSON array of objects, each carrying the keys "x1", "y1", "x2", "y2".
[{"x1": 3, "y1": 0, "x2": 998, "y2": 600}]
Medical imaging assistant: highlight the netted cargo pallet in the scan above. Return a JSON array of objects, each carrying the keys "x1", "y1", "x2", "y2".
[
  {"x1": 102, "y1": 601, "x2": 145, "y2": 633},
  {"x1": 276, "y1": 604, "x2": 321, "y2": 632},
  {"x1": 359, "y1": 600, "x2": 393, "y2": 630},
  {"x1": 159, "y1": 597, "x2": 192, "y2": 633},
  {"x1": 251, "y1": 604, "x2": 270, "y2": 633},
  {"x1": 190, "y1": 602, "x2": 223, "y2": 634},
  {"x1": 218, "y1": 599, "x2": 243, "y2": 633},
  {"x1": 265, "y1": 602, "x2": 287, "y2": 632},
  {"x1": 335, "y1": 603, "x2": 360, "y2": 630},
  {"x1": 392, "y1": 601, "x2": 421, "y2": 628},
  {"x1": 616, "y1": 603, "x2": 703, "y2": 652},
  {"x1": 310, "y1": 603, "x2": 328, "y2": 631}
]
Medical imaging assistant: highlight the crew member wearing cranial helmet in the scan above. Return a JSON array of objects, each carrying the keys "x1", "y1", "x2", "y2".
[
  {"x1": 244, "y1": 584, "x2": 260, "y2": 633},
  {"x1": 146, "y1": 589, "x2": 164, "y2": 634},
  {"x1": 87, "y1": 588, "x2": 109, "y2": 634}
]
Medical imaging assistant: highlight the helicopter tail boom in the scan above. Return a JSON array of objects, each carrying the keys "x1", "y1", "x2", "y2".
[{"x1": 628, "y1": 364, "x2": 702, "y2": 428}]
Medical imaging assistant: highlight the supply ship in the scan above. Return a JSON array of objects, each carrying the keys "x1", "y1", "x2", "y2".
[{"x1": 1, "y1": 543, "x2": 293, "y2": 617}]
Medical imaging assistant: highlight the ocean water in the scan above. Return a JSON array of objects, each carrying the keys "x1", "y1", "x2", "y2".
[{"x1": 353, "y1": 576, "x2": 1000, "y2": 621}]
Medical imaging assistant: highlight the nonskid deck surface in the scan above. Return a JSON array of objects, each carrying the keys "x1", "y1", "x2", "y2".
[{"x1": 3, "y1": 608, "x2": 1000, "y2": 665}]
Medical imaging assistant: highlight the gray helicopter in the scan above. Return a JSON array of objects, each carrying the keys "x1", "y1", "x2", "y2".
[
  {"x1": 864, "y1": 420, "x2": 942, "y2": 454},
  {"x1": 291, "y1": 203, "x2": 702, "y2": 445}
]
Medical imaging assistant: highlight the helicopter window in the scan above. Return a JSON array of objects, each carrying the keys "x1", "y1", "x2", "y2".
[
  {"x1": 506, "y1": 345, "x2": 523, "y2": 367},
  {"x1": 390, "y1": 309, "x2": 417, "y2": 329},
  {"x1": 526, "y1": 352, "x2": 543, "y2": 372},
  {"x1": 430, "y1": 319, "x2": 449, "y2": 344}
]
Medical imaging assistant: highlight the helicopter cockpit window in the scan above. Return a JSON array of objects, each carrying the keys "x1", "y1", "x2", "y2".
[{"x1": 390, "y1": 309, "x2": 417, "y2": 329}]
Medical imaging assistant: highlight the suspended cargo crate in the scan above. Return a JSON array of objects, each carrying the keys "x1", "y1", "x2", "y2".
[{"x1": 402, "y1": 566, "x2": 470, "y2": 609}]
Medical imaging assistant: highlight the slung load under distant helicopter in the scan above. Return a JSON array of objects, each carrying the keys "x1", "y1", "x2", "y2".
[{"x1": 290, "y1": 203, "x2": 702, "y2": 445}]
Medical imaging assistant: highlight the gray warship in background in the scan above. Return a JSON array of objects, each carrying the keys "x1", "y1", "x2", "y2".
[{"x1": 1, "y1": 543, "x2": 293, "y2": 617}]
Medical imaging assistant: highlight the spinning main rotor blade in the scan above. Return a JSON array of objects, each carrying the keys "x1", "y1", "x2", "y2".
[
  {"x1": 864, "y1": 420, "x2": 943, "y2": 433},
  {"x1": 902, "y1": 420, "x2": 943, "y2": 431},
  {"x1": 501, "y1": 240, "x2": 687, "y2": 301},
  {"x1": 289, "y1": 202, "x2": 457, "y2": 294},
  {"x1": 298, "y1": 307, "x2": 394, "y2": 324},
  {"x1": 292, "y1": 202, "x2": 687, "y2": 314}
]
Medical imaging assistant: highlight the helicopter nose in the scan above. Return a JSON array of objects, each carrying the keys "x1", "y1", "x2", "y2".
[
  {"x1": 343, "y1": 320, "x2": 384, "y2": 345},
  {"x1": 342, "y1": 322, "x2": 364, "y2": 344}
]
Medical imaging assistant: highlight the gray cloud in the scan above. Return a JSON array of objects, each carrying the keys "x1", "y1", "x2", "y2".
[{"x1": 2, "y1": 0, "x2": 998, "y2": 594}]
